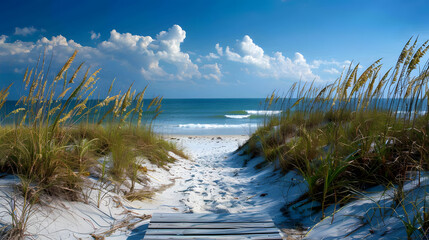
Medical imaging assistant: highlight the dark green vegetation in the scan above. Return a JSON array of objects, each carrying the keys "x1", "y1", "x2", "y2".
[
  {"x1": 245, "y1": 37, "x2": 429, "y2": 219},
  {"x1": 0, "y1": 50, "x2": 185, "y2": 201}
]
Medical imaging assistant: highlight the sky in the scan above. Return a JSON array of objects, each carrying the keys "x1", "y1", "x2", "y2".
[{"x1": 0, "y1": 0, "x2": 429, "y2": 99}]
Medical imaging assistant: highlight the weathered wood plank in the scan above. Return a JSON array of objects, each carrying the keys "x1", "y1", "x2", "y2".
[
  {"x1": 148, "y1": 222, "x2": 276, "y2": 229},
  {"x1": 150, "y1": 213, "x2": 272, "y2": 223},
  {"x1": 143, "y1": 233, "x2": 283, "y2": 240},
  {"x1": 145, "y1": 227, "x2": 280, "y2": 235},
  {"x1": 144, "y1": 213, "x2": 282, "y2": 239}
]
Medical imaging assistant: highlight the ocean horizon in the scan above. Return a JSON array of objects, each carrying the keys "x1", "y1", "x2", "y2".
[
  {"x1": 153, "y1": 98, "x2": 272, "y2": 135},
  {"x1": 1, "y1": 97, "x2": 427, "y2": 136},
  {"x1": 0, "y1": 98, "x2": 276, "y2": 136}
]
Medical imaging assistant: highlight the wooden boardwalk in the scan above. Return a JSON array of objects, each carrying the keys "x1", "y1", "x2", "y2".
[{"x1": 144, "y1": 213, "x2": 283, "y2": 240}]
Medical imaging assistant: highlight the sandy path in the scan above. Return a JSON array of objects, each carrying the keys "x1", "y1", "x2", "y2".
[
  {"x1": 131, "y1": 135, "x2": 305, "y2": 219},
  {"x1": 131, "y1": 135, "x2": 252, "y2": 214},
  {"x1": 114, "y1": 135, "x2": 307, "y2": 239},
  {"x1": 0, "y1": 135, "x2": 306, "y2": 239},
  {"x1": 169, "y1": 135, "x2": 253, "y2": 213}
]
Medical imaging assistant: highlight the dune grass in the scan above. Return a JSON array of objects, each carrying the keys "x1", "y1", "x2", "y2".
[
  {"x1": 0, "y1": 50, "x2": 185, "y2": 239},
  {"x1": 0, "y1": 50, "x2": 184, "y2": 202},
  {"x1": 245, "y1": 37, "x2": 429, "y2": 220}
]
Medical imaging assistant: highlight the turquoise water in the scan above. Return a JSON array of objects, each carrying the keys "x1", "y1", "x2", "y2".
[
  {"x1": 0, "y1": 98, "x2": 276, "y2": 136},
  {"x1": 152, "y1": 99, "x2": 275, "y2": 135}
]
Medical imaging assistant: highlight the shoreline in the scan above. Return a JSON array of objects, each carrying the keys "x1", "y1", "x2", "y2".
[{"x1": 162, "y1": 134, "x2": 250, "y2": 139}]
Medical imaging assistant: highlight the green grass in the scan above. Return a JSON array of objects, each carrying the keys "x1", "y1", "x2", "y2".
[
  {"x1": 245, "y1": 37, "x2": 429, "y2": 219},
  {"x1": 0, "y1": 50, "x2": 185, "y2": 202},
  {"x1": 0, "y1": 50, "x2": 186, "y2": 238}
]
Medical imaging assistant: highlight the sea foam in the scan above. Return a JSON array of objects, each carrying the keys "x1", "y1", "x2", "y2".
[
  {"x1": 245, "y1": 110, "x2": 281, "y2": 115},
  {"x1": 225, "y1": 114, "x2": 251, "y2": 119},
  {"x1": 178, "y1": 123, "x2": 257, "y2": 129}
]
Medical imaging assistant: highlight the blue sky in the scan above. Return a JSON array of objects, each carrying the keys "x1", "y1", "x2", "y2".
[{"x1": 0, "y1": 0, "x2": 428, "y2": 99}]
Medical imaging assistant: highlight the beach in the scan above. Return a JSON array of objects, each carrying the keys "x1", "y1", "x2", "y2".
[
  {"x1": 1, "y1": 132, "x2": 428, "y2": 239},
  {"x1": 0, "y1": 135, "x2": 300, "y2": 239},
  {"x1": 1, "y1": 3, "x2": 428, "y2": 238},
  {"x1": 107, "y1": 134, "x2": 307, "y2": 238}
]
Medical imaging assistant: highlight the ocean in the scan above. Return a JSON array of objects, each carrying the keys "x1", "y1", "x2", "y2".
[
  {"x1": 0, "y1": 98, "x2": 277, "y2": 136},
  {"x1": 152, "y1": 98, "x2": 275, "y2": 136},
  {"x1": 151, "y1": 98, "x2": 428, "y2": 135},
  {"x1": 1, "y1": 98, "x2": 426, "y2": 136}
]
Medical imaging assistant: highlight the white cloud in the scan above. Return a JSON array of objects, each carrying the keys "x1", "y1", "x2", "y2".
[
  {"x1": 323, "y1": 67, "x2": 340, "y2": 74},
  {"x1": 13, "y1": 68, "x2": 24, "y2": 73},
  {"x1": 215, "y1": 43, "x2": 223, "y2": 56},
  {"x1": 311, "y1": 60, "x2": 337, "y2": 69},
  {"x1": 100, "y1": 25, "x2": 200, "y2": 81},
  {"x1": 100, "y1": 29, "x2": 153, "y2": 51},
  {"x1": 0, "y1": 34, "x2": 101, "y2": 73},
  {"x1": 238, "y1": 35, "x2": 270, "y2": 68},
  {"x1": 225, "y1": 46, "x2": 242, "y2": 62},
  {"x1": 222, "y1": 35, "x2": 319, "y2": 81},
  {"x1": 90, "y1": 31, "x2": 100, "y2": 40},
  {"x1": 0, "y1": 25, "x2": 204, "y2": 82},
  {"x1": 141, "y1": 61, "x2": 172, "y2": 80},
  {"x1": 14, "y1": 27, "x2": 38, "y2": 36},
  {"x1": 0, "y1": 26, "x2": 348, "y2": 86},
  {"x1": 204, "y1": 52, "x2": 220, "y2": 60},
  {"x1": 202, "y1": 63, "x2": 222, "y2": 82},
  {"x1": 0, "y1": 35, "x2": 34, "y2": 56},
  {"x1": 311, "y1": 59, "x2": 352, "y2": 75},
  {"x1": 38, "y1": 35, "x2": 82, "y2": 49},
  {"x1": 0, "y1": 35, "x2": 6, "y2": 44}
]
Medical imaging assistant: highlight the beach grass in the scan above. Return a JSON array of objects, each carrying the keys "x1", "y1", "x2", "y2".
[
  {"x1": 245, "y1": 37, "x2": 429, "y2": 220},
  {"x1": 0, "y1": 50, "x2": 184, "y2": 202}
]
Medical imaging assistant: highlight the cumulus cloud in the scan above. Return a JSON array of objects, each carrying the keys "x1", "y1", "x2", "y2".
[
  {"x1": 14, "y1": 27, "x2": 38, "y2": 36},
  {"x1": 222, "y1": 35, "x2": 319, "y2": 81},
  {"x1": 215, "y1": 43, "x2": 223, "y2": 56},
  {"x1": 0, "y1": 35, "x2": 34, "y2": 56},
  {"x1": 0, "y1": 34, "x2": 101, "y2": 75},
  {"x1": 202, "y1": 63, "x2": 222, "y2": 82},
  {"x1": 0, "y1": 25, "x2": 205, "y2": 82},
  {"x1": 99, "y1": 25, "x2": 200, "y2": 80},
  {"x1": 90, "y1": 31, "x2": 100, "y2": 40},
  {"x1": 0, "y1": 26, "x2": 347, "y2": 87}
]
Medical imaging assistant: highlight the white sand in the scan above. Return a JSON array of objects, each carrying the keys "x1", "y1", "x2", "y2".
[
  {"x1": 0, "y1": 135, "x2": 424, "y2": 239},
  {"x1": 0, "y1": 135, "x2": 304, "y2": 239}
]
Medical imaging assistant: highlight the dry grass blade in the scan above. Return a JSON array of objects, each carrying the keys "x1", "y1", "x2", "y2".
[
  {"x1": 54, "y1": 50, "x2": 78, "y2": 82},
  {"x1": 69, "y1": 62, "x2": 84, "y2": 84}
]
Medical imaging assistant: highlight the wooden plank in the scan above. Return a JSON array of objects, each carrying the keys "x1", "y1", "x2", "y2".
[
  {"x1": 145, "y1": 227, "x2": 280, "y2": 235},
  {"x1": 150, "y1": 213, "x2": 273, "y2": 223},
  {"x1": 143, "y1": 233, "x2": 283, "y2": 239},
  {"x1": 148, "y1": 222, "x2": 276, "y2": 229}
]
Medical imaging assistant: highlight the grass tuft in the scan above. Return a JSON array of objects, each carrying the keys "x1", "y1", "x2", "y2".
[
  {"x1": 0, "y1": 50, "x2": 186, "y2": 236},
  {"x1": 246, "y1": 37, "x2": 429, "y2": 222}
]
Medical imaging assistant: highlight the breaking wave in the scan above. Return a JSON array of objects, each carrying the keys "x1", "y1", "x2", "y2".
[
  {"x1": 225, "y1": 114, "x2": 251, "y2": 119},
  {"x1": 178, "y1": 123, "x2": 258, "y2": 129}
]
